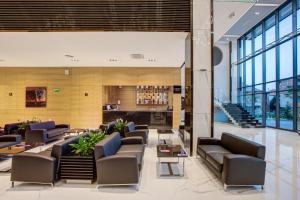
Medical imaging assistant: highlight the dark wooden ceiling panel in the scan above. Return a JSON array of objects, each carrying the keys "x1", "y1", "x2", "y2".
[{"x1": 0, "y1": 0, "x2": 190, "y2": 32}]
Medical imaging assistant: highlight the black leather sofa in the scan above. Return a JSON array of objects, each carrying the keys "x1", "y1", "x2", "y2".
[
  {"x1": 197, "y1": 132, "x2": 266, "y2": 190},
  {"x1": 0, "y1": 135, "x2": 22, "y2": 149},
  {"x1": 25, "y1": 121, "x2": 70, "y2": 146},
  {"x1": 124, "y1": 122, "x2": 149, "y2": 144},
  {"x1": 11, "y1": 134, "x2": 87, "y2": 187},
  {"x1": 94, "y1": 132, "x2": 145, "y2": 189}
]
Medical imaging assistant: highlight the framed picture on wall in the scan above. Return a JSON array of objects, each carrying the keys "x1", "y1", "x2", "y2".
[{"x1": 25, "y1": 87, "x2": 47, "y2": 108}]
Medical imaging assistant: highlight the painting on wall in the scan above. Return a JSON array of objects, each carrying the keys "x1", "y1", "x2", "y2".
[{"x1": 26, "y1": 87, "x2": 47, "y2": 108}]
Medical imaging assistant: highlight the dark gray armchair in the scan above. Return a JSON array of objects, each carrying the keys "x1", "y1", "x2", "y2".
[
  {"x1": 124, "y1": 122, "x2": 149, "y2": 144},
  {"x1": 94, "y1": 132, "x2": 145, "y2": 189}
]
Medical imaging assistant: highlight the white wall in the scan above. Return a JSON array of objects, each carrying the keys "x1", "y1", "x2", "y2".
[
  {"x1": 231, "y1": 40, "x2": 238, "y2": 104},
  {"x1": 214, "y1": 43, "x2": 230, "y2": 103}
]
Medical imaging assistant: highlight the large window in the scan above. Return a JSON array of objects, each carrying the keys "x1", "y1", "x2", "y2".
[
  {"x1": 236, "y1": 0, "x2": 300, "y2": 131},
  {"x1": 280, "y1": 41, "x2": 293, "y2": 79}
]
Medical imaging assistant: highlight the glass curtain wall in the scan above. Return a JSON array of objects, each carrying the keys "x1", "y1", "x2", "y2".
[{"x1": 236, "y1": 0, "x2": 300, "y2": 131}]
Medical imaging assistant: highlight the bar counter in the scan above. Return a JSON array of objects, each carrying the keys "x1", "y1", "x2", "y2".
[{"x1": 103, "y1": 110, "x2": 173, "y2": 128}]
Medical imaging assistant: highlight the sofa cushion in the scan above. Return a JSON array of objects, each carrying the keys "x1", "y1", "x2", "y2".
[
  {"x1": 221, "y1": 132, "x2": 266, "y2": 159},
  {"x1": 94, "y1": 132, "x2": 122, "y2": 160},
  {"x1": 118, "y1": 144, "x2": 145, "y2": 154},
  {"x1": 47, "y1": 128, "x2": 67, "y2": 138},
  {"x1": 29, "y1": 121, "x2": 56, "y2": 131},
  {"x1": 126, "y1": 122, "x2": 136, "y2": 133},
  {"x1": 197, "y1": 145, "x2": 231, "y2": 159},
  {"x1": 116, "y1": 151, "x2": 143, "y2": 170},
  {"x1": 206, "y1": 152, "x2": 230, "y2": 173}
]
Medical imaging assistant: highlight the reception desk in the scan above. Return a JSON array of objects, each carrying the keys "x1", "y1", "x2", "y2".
[{"x1": 103, "y1": 110, "x2": 173, "y2": 128}]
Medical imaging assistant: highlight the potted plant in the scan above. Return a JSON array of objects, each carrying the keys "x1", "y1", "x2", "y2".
[
  {"x1": 60, "y1": 130, "x2": 106, "y2": 182},
  {"x1": 114, "y1": 118, "x2": 127, "y2": 137},
  {"x1": 16, "y1": 117, "x2": 41, "y2": 138}
]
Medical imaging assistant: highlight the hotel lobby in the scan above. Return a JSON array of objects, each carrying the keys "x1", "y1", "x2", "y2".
[{"x1": 0, "y1": 0, "x2": 300, "y2": 200}]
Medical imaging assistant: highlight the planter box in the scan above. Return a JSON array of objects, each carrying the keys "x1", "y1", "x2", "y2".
[{"x1": 60, "y1": 155, "x2": 95, "y2": 182}]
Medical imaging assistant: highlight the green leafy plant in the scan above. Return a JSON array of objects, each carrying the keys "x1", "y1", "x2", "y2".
[
  {"x1": 114, "y1": 118, "x2": 127, "y2": 133},
  {"x1": 18, "y1": 117, "x2": 41, "y2": 131},
  {"x1": 69, "y1": 130, "x2": 106, "y2": 156}
]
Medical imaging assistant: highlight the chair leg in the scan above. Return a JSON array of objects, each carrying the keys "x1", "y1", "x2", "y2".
[
  {"x1": 11, "y1": 181, "x2": 14, "y2": 188},
  {"x1": 261, "y1": 185, "x2": 264, "y2": 190}
]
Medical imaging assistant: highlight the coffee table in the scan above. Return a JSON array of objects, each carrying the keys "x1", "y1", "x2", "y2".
[
  {"x1": 157, "y1": 129, "x2": 174, "y2": 143},
  {"x1": 157, "y1": 144, "x2": 188, "y2": 177}
]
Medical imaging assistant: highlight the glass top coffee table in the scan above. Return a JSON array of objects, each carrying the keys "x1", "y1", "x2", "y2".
[{"x1": 157, "y1": 144, "x2": 188, "y2": 177}]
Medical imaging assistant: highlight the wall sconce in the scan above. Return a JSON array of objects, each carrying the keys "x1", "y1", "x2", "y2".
[
  {"x1": 9, "y1": 92, "x2": 13, "y2": 96},
  {"x1": 85, "y1": 93, "x2": 88, "y2": 97}
]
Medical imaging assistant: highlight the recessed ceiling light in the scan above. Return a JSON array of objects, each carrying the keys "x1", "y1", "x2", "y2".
[{"x1": 254, "y1": 12, "x2": 260, "y2": 16}]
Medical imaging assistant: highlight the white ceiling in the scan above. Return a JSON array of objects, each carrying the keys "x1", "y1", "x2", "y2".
[
  {"x1": 0, "y1": 32, "x2": 187, "y2": 68},
  {"x1": 215, "y1": 0, "x2": 287, "y2": 43}
]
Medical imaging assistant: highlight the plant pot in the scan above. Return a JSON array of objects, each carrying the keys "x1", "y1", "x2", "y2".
[{"x1": 60, "y1": 155, "x2": 95, "y2": 182}]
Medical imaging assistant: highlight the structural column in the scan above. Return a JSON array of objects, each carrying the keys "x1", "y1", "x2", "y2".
[{"x1": 192, "y1": 0, "x2": 212, "y2": 155}]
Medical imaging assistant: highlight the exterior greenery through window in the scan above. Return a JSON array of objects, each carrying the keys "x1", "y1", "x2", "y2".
[{"x1": 236, "y1": 0, "x2": 300, "y2": 131}]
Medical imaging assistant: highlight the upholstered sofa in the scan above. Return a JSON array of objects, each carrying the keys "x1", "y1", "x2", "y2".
[
  {"x1": 124, "y1": 122, "x2": 149, "y2": 144},
  {"x1": 11, "y1": 134, "x2": 87, "y2": 187},
  {"x1": 197, "y1": 132, "x2": 266, "y2": 190},
  {"x1": 99, "y1": 121, "x2": 116, "y2": 135},
  {"x1": 0, "y1": 135, "x2": 22, "y2": 149},
  {"x1": 25, "y1": 121, "x2": 70, "y2": 145},
  {"x1": 94, "y1": 132, "x2": 145, "y2": 188},
  {"x1": 3, "y1": 123, "x2": 22, "y2": 135}
]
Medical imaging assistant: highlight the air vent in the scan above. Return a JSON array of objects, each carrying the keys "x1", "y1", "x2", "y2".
[{"x1": 131, "y1": 54, "x2": 145, "y2": 59}]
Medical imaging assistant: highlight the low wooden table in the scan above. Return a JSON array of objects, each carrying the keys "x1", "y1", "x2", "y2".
[{"x1": 0, "y1": 144, "x2": 26, "y2": 155}]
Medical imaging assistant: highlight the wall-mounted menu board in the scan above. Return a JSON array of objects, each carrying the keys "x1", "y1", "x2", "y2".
[{"x1": 136, "y1": 86, "x2": 169, "y2": 105}]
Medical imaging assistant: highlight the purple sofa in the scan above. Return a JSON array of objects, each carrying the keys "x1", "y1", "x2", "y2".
[
  {"x1": 3, "y1": 123, "x2": 22, "y2": 135},
  {"x1": 25, "y1": 121, "x2": 70, "y2": 146}
]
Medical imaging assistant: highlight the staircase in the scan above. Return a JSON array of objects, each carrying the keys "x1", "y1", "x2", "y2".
[{"x1": 222, "y1": 103, "x2": 264, "y2": 128}]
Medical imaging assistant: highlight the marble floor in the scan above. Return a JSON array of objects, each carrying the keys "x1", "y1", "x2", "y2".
[{"x1": 0, "y1": 124, "x2": 299, "y2": 200}]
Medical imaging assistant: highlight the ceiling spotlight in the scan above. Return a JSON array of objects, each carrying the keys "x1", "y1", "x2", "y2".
[
  {"x1": 71, "y1": 58, "x2": 79, "y2": 62},
  {"x1": 109, "y1": 58, "x2": 119, "y2": 62},
  {"x1": 147, "y1": 58, "x2": 156, "y2": 62},
  {"x1": 254, "y1": 12, "x2": 260, "y2": 16}
]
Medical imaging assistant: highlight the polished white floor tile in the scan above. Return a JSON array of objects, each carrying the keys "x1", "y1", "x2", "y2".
[{"x1": 0, "y1": 126, "x2": 299, "y2": 200}]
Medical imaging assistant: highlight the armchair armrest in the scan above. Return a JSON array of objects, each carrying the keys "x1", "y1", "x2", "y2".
[
  {"x1": 55, "y1": 124, "x2": 70, "y2": 129},
  {"x1": 197, "y1": 137, "x2": 220, "y2": 146},
  {"x1": 25, "y1": 129, "x2": 47, "y2": 145},
  {"x1": 0, "y1": 135, "x2": 22, "y2": 143},
  {"x1": 135, "y1": 125, "x2": 148, "y2": 130},
  {"x1": 11, "y1": 152, "x2": 57, "y2": 183},
  {"x1": 222, "y1": 154, "x2": 266, "y2": 186},
  {"x1": 121, "y1": 136, "x2": 144, "y2": 145},
  {"x1": 96, "y1": 155, "x2": 139, "y2": 184},
  {"x1": 125, "y1": 130, "x2": 148, "y2": 144}
]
